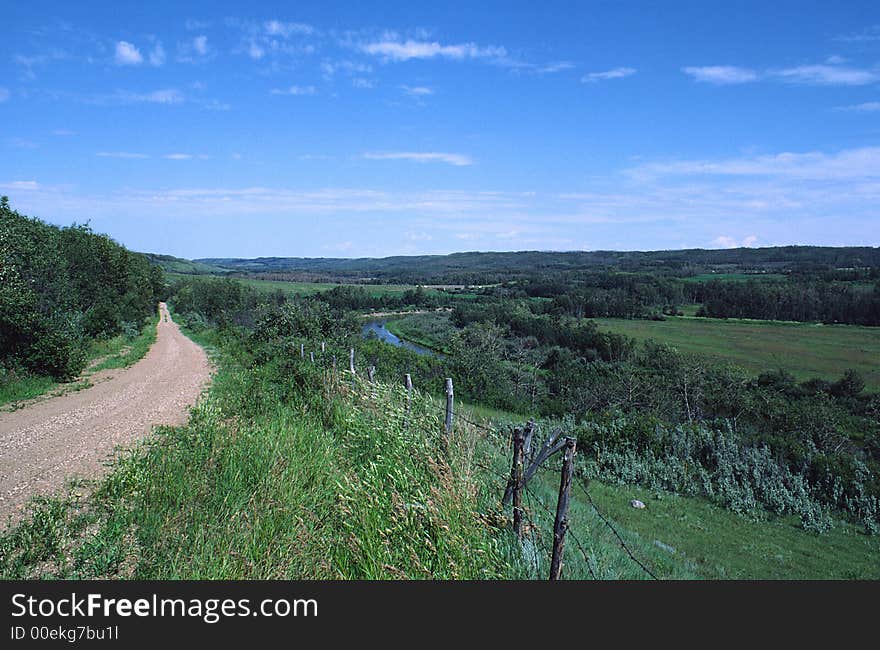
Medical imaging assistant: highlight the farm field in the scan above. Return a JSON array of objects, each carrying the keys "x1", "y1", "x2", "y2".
[
  {"x1": 594, "y1": 316, "x2": 880, "y2": 388},
  {"x1": 167, "y1": 272, "x2": 447, "y2": 297}
]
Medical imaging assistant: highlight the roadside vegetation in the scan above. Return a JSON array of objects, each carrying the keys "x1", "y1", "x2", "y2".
[{"x1": 0, "y1": 198, "x2": 163, "y2": 406}]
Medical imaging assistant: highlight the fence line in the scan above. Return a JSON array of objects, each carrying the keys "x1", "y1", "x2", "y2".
[{"x1": 297, "y1": 341, "x2": 662, "y2": 581}]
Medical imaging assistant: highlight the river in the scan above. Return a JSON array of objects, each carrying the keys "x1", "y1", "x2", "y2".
[{"x1": 361, "y1": 320, "x2": 437, "y2": 357}]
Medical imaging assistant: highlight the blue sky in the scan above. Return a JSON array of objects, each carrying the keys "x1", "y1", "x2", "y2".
[{"x1": 3, "y1": 0, "x2": 880, "y2": 258}]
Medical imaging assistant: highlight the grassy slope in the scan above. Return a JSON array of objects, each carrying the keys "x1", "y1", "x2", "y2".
[
  {"x1": 3, "y1": 321, "x2": 876, "y2": 579},
  {"x1": 594, "y1": 316, "x2": 880, "y2": 388},
  {"x1": 384, "y1": 313, "x2": 453, "y2": 353},
  {"x1": 0, "y1": 313, "x2": 160, "y2": 408}
]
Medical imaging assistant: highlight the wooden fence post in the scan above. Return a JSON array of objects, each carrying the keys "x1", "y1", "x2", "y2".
[
  {"x1": 444, "y1": 378, "x2": 454, "y2": 436},
  {"x1": 321, "y1": 341, "x2": 326, "y2": 353},
  {"x1": 549, "y1": 437, "x2": 577, "y2": 580},
  {"x1": 332, "y1": 355, "x2": 337, "y2": 371},
  {"x1": 368, "y1": 366, "x2": 375, "y2": 383},
  {"x1": 510, "y1": 427, "x2": 525, "y2": 539},
  {"x1": 349, "y1": 348, "x2": 356, "y2": 374},
  {"x1": 310, "y1": 351, "x2": 315, "y2": 364},
  {"x1": 403, "y1": 374, "x2": 413, "y2": 429},
  {"x1": 300, "y1": 343, "x2": 304, "y2": 359}
]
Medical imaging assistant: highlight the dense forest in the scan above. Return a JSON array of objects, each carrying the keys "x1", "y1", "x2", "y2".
[
  {"x1": 0, "y1": 198, "x2": 164, "y2": 381},
  {"x1": 193, "y1": 246, "x2": 880, "y2": 284}
]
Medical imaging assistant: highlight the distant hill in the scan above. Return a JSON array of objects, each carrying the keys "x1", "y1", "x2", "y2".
[
  {"x1": 144, "y1": 253, "x2": 231, "y2": 276},
  {"x1": 194, "y1": 246, "x2": 880, "y2": 283}
]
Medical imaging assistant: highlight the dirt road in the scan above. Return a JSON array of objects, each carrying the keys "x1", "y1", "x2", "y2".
[{"x1": 0, "y1": 303, "x2": 211, "y2": 528}]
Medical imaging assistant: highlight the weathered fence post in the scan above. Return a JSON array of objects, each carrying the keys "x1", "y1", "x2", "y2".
[
  {"x1": 321, "y1": 341, "x2": 326, "y2": 353},
  {"x1": 403, "y1": 374, "x2": 413, "y2": 429},
  {"x1": 368, "y1": 365, "x2": 375, "y2": 383},
  {"x1": 510, "y1": 427, "x2": 525, "y2": 539},
  {"x1": 349, "y1": 348, "x2": 356, "y2": 374},
  {"x1": 332, "y1": 355, "x2": 337, "y2": 371},
  {"x1": 444, "y1": 378, "x2": 454, "y2": 437},
  {"x1": 300, "y1": 343, "x2": 304, "y2": 359},
  {"x1": 549, "y1": 437, "x2": 577, "y2": 580},
  {"x1": 310, "y1": 351, "x2": 315, "y2": 364}
]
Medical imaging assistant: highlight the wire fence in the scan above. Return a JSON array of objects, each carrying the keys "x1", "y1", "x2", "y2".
[{"x1": 302, "y1": 343, "x2": 661, "y2": 581}]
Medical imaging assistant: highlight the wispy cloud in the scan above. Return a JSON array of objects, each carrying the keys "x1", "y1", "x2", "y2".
[
  {"x1": 96, "y1": 152, "x2": 149, "y2": 159},
  {"x1": 361, "y1": 39, "x2": 507, "y2": 62},
  {"x1": 681, "y1": 65, "x2": 758, "y2": 84},
  {"x1": 400, "y1": 84, "x2": 433, "y2": 96},
  {"x1": 265, "y1": 20, "x2": 315, "y2": 37},
  {"x1": 683, "y1": 62, "x2": 880, "y2": 86},
  {"x1": 833, "y1": 24, "x2": 880, "y2": 43},
  {"x1": 0, "y1": 180, "x2": 40, "y2": 191},
  {"x1": 771, "y1": 64, "x2": 879, "y2": 85},
  {"x1": 582, "y1": 67, "x2": 636, "y2": 82},
  {"x1": 835, "y1": 101, "x2": 880, "y2": 112},
  {"x1": 269, "y1": 85, "x2": 317, "y2": 96},
  {"x1": 114, "y1": 40, "x2": 142, "y2": 65},
  {"x1": 115, "y1": 88, "x2": 185, "y2": 104},
  {"x1": 0, "y1": 88, "x2": 9, "y2": 103},
  {"x1": 148, "y1": 42, "x2": 166, "y2": 67},
  {"x1": 164, "y1": 153, "x2": 210, "y2": 160},
  {"x1": 233, "y1": 18, "x2": 318, "y2": 62},
  {"x1": 628, "y1": 147, "x2": 880, "y2": 181},
  {"x1": 362, "y1": 151, "x2": 473, "y2": 166},
  {"x1": 178, "y1": 35, "x2": 211, "y2": 63}
]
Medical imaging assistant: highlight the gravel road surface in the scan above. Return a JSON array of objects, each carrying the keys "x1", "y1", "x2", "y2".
[{"x1": 0, "y1": 303, "x2": 210, "y2": 528}]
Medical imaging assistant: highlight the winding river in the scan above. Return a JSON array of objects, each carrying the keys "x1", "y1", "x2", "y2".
[{"x1": 361, "y1": 320, "x2": 437, "y2": 357}]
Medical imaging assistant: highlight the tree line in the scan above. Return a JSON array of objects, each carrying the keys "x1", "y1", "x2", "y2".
[{"x1": 0, "y1": 198, "x2": 163, "y2": 380}]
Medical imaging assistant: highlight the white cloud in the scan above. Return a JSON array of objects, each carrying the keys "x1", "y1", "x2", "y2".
[
  {"x1": 264, "y1": 20, "x2": 314, "y2": 37},
  {"x1": 351, "y1": 78, "x2": 375, "y2": 89},
  {"x1": 0, "y1": 87, "x2": 9, "y2": 102},
  {"x1": 772, "y1": 64, "x2": 879, "y2": 86},
  {"x1": 582, "y1": 67, "x2": 636, "y2": 82},
  {"x1": 682, "y1": 65, "x2": 758, "y2": 84},
  {"x1": 710, "y1": 235, "x2": 758, "y2": 249},
  {"x1": 0, "y1": 180, "x2": 40, "y2": 191},
  {"x1": 114, "y1": 41, "x2": 143, "y2": 65},
  {"x1": 401, "y1": 85, "x2": 434, "y2": 96},
  {"x1": 184, "y1": 18, "x2": 211, "y2": 31},
  {"x1": 178, "y1": 35, "x2": 211, "y2": 63},
  {"x1": 629, "y1": 147, "x2": 880, "y2": 181},
  {"x1": 269, "y1": 85, "x2": 317, "y2": 96},
  {"x1": 193, "y1": 35, "x2": 208, "y2": 56},
  {"x1": 362, "y1": 152, "x2": 473, "y2": 166},
  {"x1": 149, "y1": 43, "x2": 166, "y2": 66},
  {"x1": 96, "y1": 152, "x2": 149, "y2": 159},
  {"x1": 164, "y1": 153, "x2": 193, "y2": 160},
  {"x1": 835, "y1": 101, "x2": 880, "y2": 112},
  {"x1": 130, "y1": 89, "x2": 184, "y2": 104},
  {"x1": 361, "y1": 39, "x2": 506, "y2": 62}
]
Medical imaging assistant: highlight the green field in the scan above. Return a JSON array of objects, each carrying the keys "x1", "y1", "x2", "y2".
[
  {"x1": 168, "y1": 273, "x2": 449, "y2": 298},
  {"x1": 594, "y1": 316, "x2": 880, "y2": 388}
]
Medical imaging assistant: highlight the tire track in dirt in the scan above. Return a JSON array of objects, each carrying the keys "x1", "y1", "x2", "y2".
[{"x1": 0, "y1": 303, "x2": 211, "y2": 528}]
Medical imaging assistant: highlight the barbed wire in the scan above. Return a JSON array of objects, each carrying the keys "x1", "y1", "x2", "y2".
[
  {"x1": 306, "y1": 354, "x2": 657, "y2": 580},
  {"x1": 572, "y1": 477, "x2": 659, "y2": 580}
]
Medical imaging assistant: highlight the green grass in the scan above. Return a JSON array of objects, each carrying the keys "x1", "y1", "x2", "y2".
[
  {"x1": 0, "y1": 332, "x2": 508, "y2": 579},
  {"x1": 385, "y1": 312, "x2": 454, "y2": 353},
  {"x1": 0, "y1": 313, "x2": 160, "y2": 409},
  {"x1": 594, "y1": 316, "x2": 880, "y2": 389},
  {"x1": 0, "y1": 373, "x2": 58, "y2": 407},
  {"x1": 85, "y1": 314, "x2": 159, "y2": 374},
  {"x1": 585, "y1": 481, "x2": 880, "y2": 579}
]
